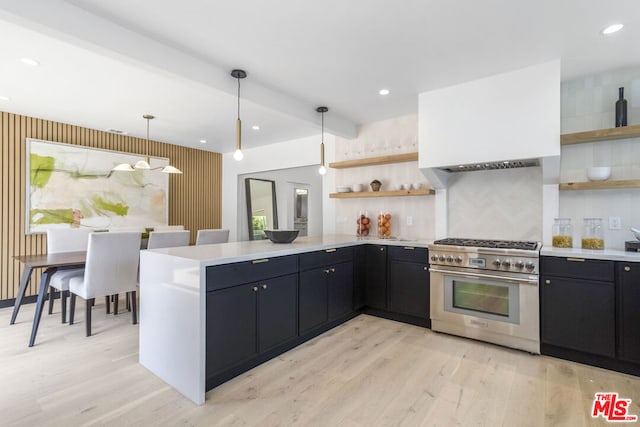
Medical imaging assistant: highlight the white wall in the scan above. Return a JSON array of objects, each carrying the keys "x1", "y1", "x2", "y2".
[
  {"x1": 222, "y1": 134, "x2": 336, "y2": 242},
  {"x1": 559, "y1": 66, "x2": 640, "y2": 249},
  {"x1": 238, "y1": 166, "x2": 323, "y2": 240}
]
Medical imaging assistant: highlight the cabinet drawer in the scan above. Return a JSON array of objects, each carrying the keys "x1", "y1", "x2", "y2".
[
  {"x1": 299, "y1": 247, "x2": 353, "y2": 271},
  {"x1": 206, "y1": 255, "x2": 298, "y2": 291},
  {"x1": 388, "y1": 246, "x2": 428, "y2": 264},
  {"x1": 540, "y1": 256, "x2": 614, "y2": 282}
]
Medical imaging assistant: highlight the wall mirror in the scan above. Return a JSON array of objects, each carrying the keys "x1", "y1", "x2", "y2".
[{"x1": 245, "y1": 178, "x2": 278, "y2": 240}]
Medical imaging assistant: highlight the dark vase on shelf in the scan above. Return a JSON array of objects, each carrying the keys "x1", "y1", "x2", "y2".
[{"x1": 615, "y1": 87, "x2": 627, "y2": 127}]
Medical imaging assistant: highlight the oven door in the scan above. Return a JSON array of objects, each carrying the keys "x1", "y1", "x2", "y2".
[{"x1": 429, "y1": 266, "x2": 540, "y2": 353}]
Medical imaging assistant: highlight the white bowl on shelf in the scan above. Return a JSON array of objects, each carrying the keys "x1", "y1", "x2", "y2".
[
  {"x1": 336, "y1": 186, "x2": 352, "y2": 193},
  {"x1": 587, "y1": 166, "x2": 611, "y2": 181}
]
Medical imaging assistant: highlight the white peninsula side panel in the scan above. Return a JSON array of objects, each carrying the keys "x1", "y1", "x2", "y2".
[{"x1": 139, "y1": 250, "x2": 205, "y2": 405}]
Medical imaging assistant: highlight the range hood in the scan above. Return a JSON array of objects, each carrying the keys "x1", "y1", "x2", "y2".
[{"x1": 418, "y1": 60, "x2": 561, "y2": 189}]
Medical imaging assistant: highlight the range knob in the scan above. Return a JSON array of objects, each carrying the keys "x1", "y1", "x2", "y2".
[
  {"x1": 493, "y1": 259, "x2": 502, "y2": 267},
  {"x1": 455, "y1": 256, "x2": 463, "y2": 264},
  {"x1": 438, "y1": 255, "x2": 446, "y2": 262},
  {"x1": 446, "y1": 256, "x2": 454, "y2": 263},
  {"x1": 525, "y1": 262, "x2": 535, "y2": 271},
  {"x1": 430, "y1": 255, "x2": 438, "y2": 262},
  {"x1": 515, "y1": 260, "x2": 525, "y2": 269},
  {"x1": 502, "y1": 259, "x2": 512, "y2": 268}
]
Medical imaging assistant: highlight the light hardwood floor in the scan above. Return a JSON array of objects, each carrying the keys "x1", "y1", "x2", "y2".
[{"x1": 1, "y1": 301, "x2": 639, "y2": 426}]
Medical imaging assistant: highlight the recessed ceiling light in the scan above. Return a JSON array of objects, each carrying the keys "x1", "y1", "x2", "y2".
[
  {"x1": 378, "y1": 89, "x2": 390, "y2": 96},
  {"x1": 0, "y1": 95, "x2": 10, "y2": 101},
  {"x1": 602, "y1": 23, "x2": 624, "y2": 35},
  {"x1": 252, "y1": 125, "x2": 260, "y2": 130},
  {"x1": 20, "y1": 57, "x2": 40, "y2": 66},
  {"x1": 199, "y1": 139, "x2": 207, "y2": 144}
]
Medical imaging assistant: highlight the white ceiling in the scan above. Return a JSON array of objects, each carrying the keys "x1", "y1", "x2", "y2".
[{"x1": 0, "y1": 0, "x2": 638, "y2": 153}]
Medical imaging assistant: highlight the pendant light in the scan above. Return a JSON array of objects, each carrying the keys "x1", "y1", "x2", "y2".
[
  {"x1": 231, "y1": 69, "x2": 247, "y2": 161},
  {"x1": 317, "y1": 106, "x2": 328, "y2": 175},
  {"x1": 111, "y1": 114, "x2": 182, "y2": 174}
]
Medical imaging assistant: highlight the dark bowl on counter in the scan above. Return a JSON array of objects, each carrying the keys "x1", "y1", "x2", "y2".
[{"x1": 264, "y1": 229, "x2": 299, "y2": 244}]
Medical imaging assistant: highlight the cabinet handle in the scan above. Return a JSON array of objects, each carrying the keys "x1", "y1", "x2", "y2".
[
  {"x1": 403, "y1": 246, "x2": 415, "y2": 250},
  {"x1": 330, "y1": 267, "x2": 336, "y2": 273},
  {"x1": 252, "y1": 258, "x2": 269, "y2": 264},
  {"x1": 380, "y1": 247, "x2": 385, "y2": 251},
  {"x1": 323, "y1": 269, "x2": 330, "y2": 274},
  {"x1": 625, "y1": 266, "x2": 631, "y2": 272},
  {"x1": 566, "y1": 258, "x2": 585, "y2": 262},
  {"x1": 325, "y1": 248, "x2": 337, "y2": 253},
  {"x1": 545, "y1": 279, "x2": 551, "y2": 285},
  {"x1": 261, "y1": 284, "x2": 268, "y2": 290},
  {"x1": 252, "y1": 286, "x2": 258, "y2": 292}
]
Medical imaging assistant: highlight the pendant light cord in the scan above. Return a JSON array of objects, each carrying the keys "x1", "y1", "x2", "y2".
[{"x1": 321, "y1": 110, "x2": 324, "y2": 143}]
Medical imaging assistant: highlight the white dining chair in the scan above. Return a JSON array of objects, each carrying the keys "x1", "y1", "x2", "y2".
[
  {"x1": 195, "y1": 229, "x2": 230, "y2": 245},
  {"x1": 147, "y1": 230, "x2": 190, "y2": 249},
  {"x1": 151, "y1": 225, "x2": 184, "y2": 231},
  {"x1": 68, "y1": 232, "x2": 141, "y2": 336},
  {"x1": 46, "y1": 228, "x2": 91, "y2": 323}
]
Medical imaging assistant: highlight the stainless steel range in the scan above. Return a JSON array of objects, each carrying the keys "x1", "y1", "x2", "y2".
[{"x1": 429, "y1": 238, "x2": 541, "y2": 354}]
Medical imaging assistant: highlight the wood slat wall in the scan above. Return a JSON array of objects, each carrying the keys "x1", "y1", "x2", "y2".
[{"x1": 0, "y1": 111, "x2": 222, "y2": 302}]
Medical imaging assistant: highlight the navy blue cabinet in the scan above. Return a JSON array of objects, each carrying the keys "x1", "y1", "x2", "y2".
[
  {"x1": 299, "y1": 248, "x2": 354, "y2": 334},
  {"x1": 540, "y1": 256, "x2": 615, "y2": 358},
  {"x1": 387, "y1": 246, "x2": 430, "y2": 319},
  {"x1": 365, "y1": 245, "x2": 387, "y2": 310},
  {"x1": 617, "y1": 263, "x2": 640, "y2": 364}
]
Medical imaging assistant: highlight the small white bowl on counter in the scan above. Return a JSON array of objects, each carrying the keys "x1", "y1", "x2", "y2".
[{"x1": 587, "y1": 166, "x2": 611, "y2": 181}]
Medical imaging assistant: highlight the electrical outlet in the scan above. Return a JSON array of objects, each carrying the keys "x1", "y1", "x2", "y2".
[
  {"x1": 406, "y1": 216, "x2": 413, "y2": 226},
  {"x1": 609, "y1": 216, "x2": 621, "y2": 230}
]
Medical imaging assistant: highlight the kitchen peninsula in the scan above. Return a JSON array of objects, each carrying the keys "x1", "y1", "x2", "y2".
[{"x1": 139, "y1": 235, "x2": 430, "y2": 404}]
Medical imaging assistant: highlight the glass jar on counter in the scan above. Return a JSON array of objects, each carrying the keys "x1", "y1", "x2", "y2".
[
  {"x1": 552, "y1": 218, "x2": 573, "y2": 248},
  {"x1": 377, "y1": 211, "x2": 392, "y2": 238},
  {"x1": 582, "y1": 218, "x2": 604, "y2": 249},
  {"x1": 356, "y1": 210, "x2": 371, "y2": 238}
]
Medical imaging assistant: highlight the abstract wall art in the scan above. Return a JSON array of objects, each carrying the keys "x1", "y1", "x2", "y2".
[{"x1": 26, "y1": 138, "x2": 169, "y2": 233}]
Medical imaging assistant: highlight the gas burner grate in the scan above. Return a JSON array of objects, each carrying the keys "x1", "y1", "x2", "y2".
[{"x1": 433, "y1": 238, "x2": 539, "y2": 251}]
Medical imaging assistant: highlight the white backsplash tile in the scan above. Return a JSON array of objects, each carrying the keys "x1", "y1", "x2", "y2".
[{"x1": 447, "y1": 167, "x2": 542, "y2": 241}]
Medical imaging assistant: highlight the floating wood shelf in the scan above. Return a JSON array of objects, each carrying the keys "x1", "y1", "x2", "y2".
[
  {"x1": 329, "y1": 152, "x2": 418, "y2": 169},
  {"x1": 561, "y1": 124, "x2": 640, "y2": 145},
  {"x1": 559, "y1": 179, "x2": 640, "y2": 191},
  {"x1": 329, "y1": 188, "x2": 434, "y2": 199}
]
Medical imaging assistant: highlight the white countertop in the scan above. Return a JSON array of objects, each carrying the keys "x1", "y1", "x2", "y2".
[
  {"x1": 145, "y1": 234, "x2": 432, "y2": 266},
  {"x1": 541, "y1": 246, "x2": 640, "y2": 262}
]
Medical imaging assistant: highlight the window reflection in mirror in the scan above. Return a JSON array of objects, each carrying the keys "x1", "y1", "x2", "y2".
[
  {"x1": 245, "y1": 178, "x2": 278, "y2": 240},
  {"x1": 293, "y1": 187, "x2": 308, "y2": 237}
]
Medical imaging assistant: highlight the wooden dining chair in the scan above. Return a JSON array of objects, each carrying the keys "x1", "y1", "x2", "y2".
[
  {"x1": 46, "y1": 228, "x2": 91, "y2": 323},
  {"x1": 195, "y1": 229, "x2": 230, "y2": 245},
  {"x1": 147, "y1": 230, "x2": 190, "y2": 249},
  {"x1": 68, "y1": 232, "x2": 141, "y2": 336}
]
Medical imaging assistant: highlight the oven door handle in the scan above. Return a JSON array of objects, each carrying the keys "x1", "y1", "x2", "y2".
[{"x1": 428, "y1": 267, "x2": 539, "y2": 284}]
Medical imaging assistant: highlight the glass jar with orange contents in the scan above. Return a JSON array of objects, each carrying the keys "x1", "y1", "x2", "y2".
[
  {"x1": 377, "y1": 211, "x2": 392, "y2": 239},
  {"x1": 356, "y1": 210, "x2": 371, "y2": 239}
]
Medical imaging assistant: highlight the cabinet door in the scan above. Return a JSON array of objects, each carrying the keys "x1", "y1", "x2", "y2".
[
  {"x1": 353, "y1": 246, "x2": 366, "y2": 310},
  {"x1": 328, "y1": 261, "x2": 354, "y2": 321},
  {"x1": 388, "y1": 259, "x2": 430, "y2": 318},
  {"x1": 206, "y1": 284, "x2": 257, "y2": 376},
  {"x1": 365, "y1": 245, "x2": 387, "y2": 310},
  {"x1": 540, "y1": 275, "x2": 615, "y2": 357},
  {"x1": 299, "y1": 268, "x2": 328, "y2": 334},
  {"x1": 617, "y1": 263, "x2": 640, "y2": 363},
  {"x1": 258, "y1": 274, "x2": 298, "y2": 353}
]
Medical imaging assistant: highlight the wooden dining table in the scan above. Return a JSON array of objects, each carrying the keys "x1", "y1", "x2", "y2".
[{"x1": 11, "y1": 251, "x2": 86, "y2": 347}]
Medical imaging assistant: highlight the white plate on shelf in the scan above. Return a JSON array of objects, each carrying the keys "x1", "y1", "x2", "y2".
[{"x1": 336, "y1": 187, "x2": 352, "y2": 193}]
